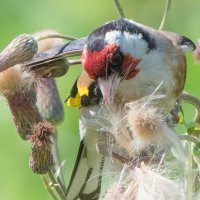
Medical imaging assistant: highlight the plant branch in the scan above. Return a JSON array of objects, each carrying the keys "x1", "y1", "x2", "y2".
[
  {"x1": 185, "y1": 142, "x2": 196, "y2": 200},
  {"x1": 41, "y1": 175, "x2": 60, "y2": 200},
  {"x1": 51, "y1": 135, "x2": 66, "y2": 192},
  {"x1": 69, "y1": 59, "x2": 81, "y2": 65},
  {"x1": 180, "y1": 134, "x2": 199, "y2": 144},
  {"x1": 48, "y1": 171, "x2": 66, "y2": 200},
  {"x1": 159, "y1": 0, "x2": 172, "y2": 30},
  {"x1": 180, "y1": 91, "x2": 200, "y2": 124},
  {"x1": 35, "y1": 34, "x2": 77, "y2": 42},
  {"x1": 112, "y1": 0, "x2": 126, "y2": 18}
]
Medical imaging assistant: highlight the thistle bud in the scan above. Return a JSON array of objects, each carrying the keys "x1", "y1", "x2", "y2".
[
  {"x1": 36, "y1": 78, "x2": 64, "y2": 125},
  {"x1": 29, "y1": 121, "x2": 55, "y2": 174},
  {"x1": 29, "y1": 146, "x2": 53, "y2": 174},
  {"x1": 0, "y1": 34, "x2": 38, "y2": 72},
  {"x1": 7, "y1": 90, "x2": 41, "y2": 140}
]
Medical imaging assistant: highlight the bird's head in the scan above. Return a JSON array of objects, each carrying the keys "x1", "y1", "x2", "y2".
[{"x1": 81, "y1": 18, "x2": 157, "y2": 105}]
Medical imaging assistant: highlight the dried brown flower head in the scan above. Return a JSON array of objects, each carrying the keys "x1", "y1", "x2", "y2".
[
  {"x1": 29, "y1": 121, "x2": 55, "y2": 147},
  {"x1": 29, "y1": 146, "x2": 53, "y2": 174},
  {"x1": 29, "y1": 121, "x2": 55, "y2": 174}
]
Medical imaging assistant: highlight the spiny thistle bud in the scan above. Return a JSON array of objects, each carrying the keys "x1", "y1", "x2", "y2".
[
  {"x1": 0, "y1": 34, "x2": 38, "y2": 72},
  {"x1": 0, "y1": 66, "x2": 24, "y2": 95},
  {"x1": 7, "y1": 90, "x2": 41, "y2": 140},
  {"x1": 0, "y1": 58, "x2": 41, "y2": 140},
  {"x1": 36, "y1": 78, "x2": 64, "y2": 125},
  {"x1": 29, "y1": 146, "x2": 53, "y2": 174},
  {"x1": 29, "y1": 121, "x2": 55, "y2": 174}
]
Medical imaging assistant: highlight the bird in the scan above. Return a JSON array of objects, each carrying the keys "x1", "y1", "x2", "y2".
[
  {"x1": 66, "y1": 18, "x2": 196, "y2": 199},
  {"x1": 24, "y1": 18, "x2": 196, "y2": 200}
]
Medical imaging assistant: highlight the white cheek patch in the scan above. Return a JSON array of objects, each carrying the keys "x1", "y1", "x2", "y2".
[
  {"x1": 105, "y1": 30, "x2": 121, "y2": 44},
  {"x1": 121, "y1": 32, "x2": 148, "y2": 58},
  {"x1": 105, "y1": 30, "x2": 149, "y2": 59}
]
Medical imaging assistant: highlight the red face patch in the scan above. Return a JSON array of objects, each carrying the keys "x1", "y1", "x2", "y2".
[
  {"x1": 81, "y1": 43, "x2": 141, "y2": 80},
  {"x1": 81, "y1": 44, "x2": 119, "y2": 79},
  {"x1": 122, "y1": 53, "x2": 141, "y2": 80}
]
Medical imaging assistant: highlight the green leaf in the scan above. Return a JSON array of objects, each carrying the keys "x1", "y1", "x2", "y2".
[
  {"x1": 194, "y1": 127, "x2": 200, "y2": 131},
  {"x1": 193, "y1": 142, "x2": 200, "y2": 158},
  {"x1": 178, "y1": 106, "x2": 184, "y2": 124},
  {"x1": 187, "y1": 122, "x2": 200, "y2": 135},
  {"x1": 187, "y1": 122, "x2": 195, "y2": 134}
]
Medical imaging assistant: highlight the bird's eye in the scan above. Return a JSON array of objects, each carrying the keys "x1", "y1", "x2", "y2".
[{"x1": 111, "y1": 52, "x2": 122, "y2": 66}]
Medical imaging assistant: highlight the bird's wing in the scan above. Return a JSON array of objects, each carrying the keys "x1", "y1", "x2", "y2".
[
  {"x1": 65, "y1": 71, "x2": 105, "y2": 200},
  {"x1": 24, "y1": 37, "x2": 87, "y2": 69}
]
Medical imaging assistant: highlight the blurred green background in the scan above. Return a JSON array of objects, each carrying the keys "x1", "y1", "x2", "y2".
[{"x1": 0, "y1": 0, "x2": 200, "y2": 199}]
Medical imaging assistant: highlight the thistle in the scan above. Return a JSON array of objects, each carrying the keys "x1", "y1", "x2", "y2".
[
  {"x1": 0, "y1": 65, "x2": 40, "y2": 140},
  {"x1": 0, "y1": 34, "x2": 38, "y2": 72},
  {"x1": 29, "y1": 121, "x2": 55, "y2": 174},
  {"x1": 36, "y1": 78, "x2": 64, "y2": 125}
]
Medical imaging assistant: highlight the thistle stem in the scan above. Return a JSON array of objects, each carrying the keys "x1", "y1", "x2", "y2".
[
  {"x1": 51, "y1": 135, "x2": 66, "y2": 188},
  {"x1": 112, "y1": 0, "x2": 126, "y2": 18},
  {"x1": 48, "y1": 171, "x2": 66, "y2": 200},
  {"x1": 68, "y1": 59, "x2": 81, "y2": 65},
  {"x1": 51, "y1": 135, "x2": 68, "y2": 198},
  {"x1": 41, "y1": 175, "x2": 60, "y2": 200},
  {"x1": 159, "y1": 0, "x2": 172, "y2": 30},
  {"x1": 35, "y1": 34, "x2": 77, "y2": 42},
  {"x1": 180, "y1": 135, "x2": 199, "y2": 144},
  {"x1": 180, "y1": 91, "x2": 200, "y2": 125},
  {"x1": 185, "y1": 142, "x2": 195, "y2": 200}
]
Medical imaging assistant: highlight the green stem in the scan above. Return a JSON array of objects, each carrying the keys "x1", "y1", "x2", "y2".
[
  {"x1": 51, "y1": 135, "x2": 66, "y2": 190},
  {"x1": 186, "y1": 142, "x2": 195, "y2": 200},
  {"x1": 159, "y1": 0, "x2": 172, "y2": 30},
  {"x1": 112, "y1": 0, "x2": 126, "y2": 18},
  {"x1": 48, "y1": 171, "x2": 66, "y2": 200},
  {"x1": 180, "y1": 134, "x2": 199, "y2": 144},
  {"x1": 41, "y1": 175, "x2": 60, "y2": 200},
  {"x1": 180, "y1": 91, "x2": 200, "y2": 124},
  {"x1": 35, "y1": 34, "x2": 77, "y2": 42}
]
